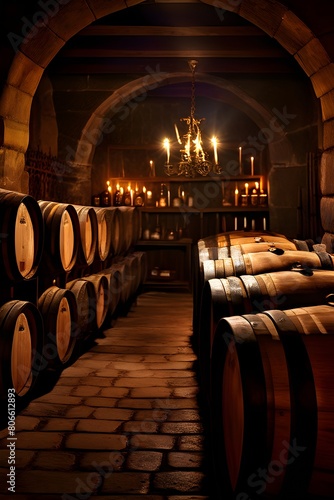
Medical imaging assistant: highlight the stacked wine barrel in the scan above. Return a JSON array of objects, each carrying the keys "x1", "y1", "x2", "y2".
[
  {"x1": 194, "y1": 230, "x2": 334, "y2": 499},
  {"x1": 0, "y1": 188, "x2": 147, "y2": 402}
]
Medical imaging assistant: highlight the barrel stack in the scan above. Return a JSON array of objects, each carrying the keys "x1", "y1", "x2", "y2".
[
  {"x1": 193, "y1": 229, "x2": 334, "y2": 499},
  {"x1": 0, "y1": 189, "x2": 147, "y2": 404}
]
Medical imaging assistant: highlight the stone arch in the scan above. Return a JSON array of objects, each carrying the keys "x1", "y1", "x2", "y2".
[
  {"x1": 0, "y1": 0, "x2": 333, "y2": 200},
  {"x1": 75, "y1": 72, "x2": 291, "y2": 169}
]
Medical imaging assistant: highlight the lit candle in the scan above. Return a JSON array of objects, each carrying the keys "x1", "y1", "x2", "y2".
[
  {"x1": 235, "y1": 188, "x2": 239, "y2": 206},
  {"x1": 234, "y1": 217, "x2": 238, "y2": 231},
  {"x1": 116, "y1": 182, "x2": 120, "y2": 191},
  {"x1": 245, "y1": 183, "x2": 249, "y2": 196},
  {"x1": 250, "y1": 156, "x2": 254, "y2": 176},
  {"x1": 150, "y1": 160, "x2": 153, "y2": 175},
  {"x1": 263, "y1": 217, "x2": 267, "y2": 231},
  {"x1": 211, "y1": 137, "x2": 218, "y2": 165},
  {"x1": 239, "y1": 146, "x2": 242, "y2": 174},
  {"x1": 143, "y1": 186, "x2": 146, "y2": 195},
  {"x1": 130, "y1": 189, "x2": 134, "y2": 206},
  {"x1": 164, "y1": 138, "x2": 170, "y2": 164},
  {"x1": 147, "y1": 190, "x2": 152, "y2": 200},
  {"x1": 260, "y1": 176, "x2": 263, "y2": 191},
  {"x1": 255, "y1": 182, "x2": 259, "y2": 191}
]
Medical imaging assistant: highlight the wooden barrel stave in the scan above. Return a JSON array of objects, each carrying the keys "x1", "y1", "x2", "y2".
[
  {"x1": 81, "y1": 274, "x2": 109, "y2": 329},
  {"x1": 73, "y1": 205, "x2": 98, "y2": 267},
  {"x1": 211, "y1": 305, "x2": 334, "y2": 499},
  {"x1": 0, "y1": 300, "x2": 44, "y2": 398},
  {"x1": 66, "y1": 279, "x2": 96, "y2": 337},
  {"x1": 38, "y1": 286, "x2": 78, "y2": 365},
  {"x1": 0, "y1": 189, "x2": 44, "y2": 281},
  {"x1": 39, "y1": 201, "x2": 80, "y2": 273}
]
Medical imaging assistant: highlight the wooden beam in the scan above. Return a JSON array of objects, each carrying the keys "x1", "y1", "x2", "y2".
[
  {"x1": 78, "y1": 25, "x2": 265, "y2": 37},
  {"x1": 59, "y1": 48, "x2": 285, "y2": 58}
]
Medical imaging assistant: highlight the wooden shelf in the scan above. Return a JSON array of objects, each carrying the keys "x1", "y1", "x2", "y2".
[
  {"x1": 108, "y1": 175, "x2": 264, "y2": 183},
  {"x1": 139, "y1": 206, "x2": 268, "y2": 213}
]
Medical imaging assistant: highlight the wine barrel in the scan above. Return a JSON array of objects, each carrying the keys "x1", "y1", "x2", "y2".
[
  {"x1": 38, "y1": 201, "x2": 80, "y2": 273},
  {"x1": 0, "y1": 300, "x2": 44, "y2": 398},
  {"x1": 132, "y1": 251, "x2": 148, "y2": 290},
  {"x1": 199, "y1": 270, "x2": 334, "y2": 395},
  {"x1": 97, "y1": 266, "x2": 122, "y2": 318},
  {"x1": 81, "y1": 274, "x2": 109, "y2": 329},
  {"x1": 38, "y1": 286, "x2": 78, "y2": 365},
  {"x1": 92, "y1": 207, "x2": 114, "y2": 261},
  {"x1": 197, "y1": 230, "x2": 294, "y2": 251},
  {"x1": 193, "y1": 231, "x2": 299, "y2": 342},
  {"x1": 211, "y1": 305, "x2": 334, "y2": 499},
  {"x1": 0, "y1": 188, "x2": 44, "y2": 281},
  {"x1": 117, "y1": 207, "x2": 141, "y2": 254},
  {"x1": 202, "y1": 250, "x2": 334, "y2": 281},
  {"x1": 73, "y1": 205, "x2": 98, "y2": 267},
  {"x1": 66, "y1": 278, "x2": 96, "y2": 336},
  {"x1": 106, "y1": 207, "x2": 122, "y2": 256}
]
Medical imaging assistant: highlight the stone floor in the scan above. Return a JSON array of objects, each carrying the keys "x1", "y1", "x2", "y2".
[{"x1": 0, "y1": 291, "x2": 215, "y2": 499}]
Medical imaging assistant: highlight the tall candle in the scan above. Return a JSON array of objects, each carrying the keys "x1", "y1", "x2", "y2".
[
  {"x1": 250, "y1": 156, "x2": 254, "y2": 176},
  {"x1": 164, "y1": 138, "x2": 170, "y2": 164},
  {"x1": 239, "y1": 147, "x2": 242, "y2": 174},
  {"x1": 263, "y1": 217, "x2": 267, "y2": 231},
  {"x1": 245, "y1": 183, "x2": 249, "y2": 196},
  {"x1": 234, "y1": 217, "x2": 238, "y2": 231},
  {"x1": 212, "y1": 137, "x2": 218, "y2": 165},
  {"x1": 235, "y1": 188, "x2": 239, "y2": 206}
]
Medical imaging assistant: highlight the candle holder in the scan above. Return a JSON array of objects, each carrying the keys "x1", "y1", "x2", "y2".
[{"x1": 241, "y1": 194, "x2": 249, "y2": 207}]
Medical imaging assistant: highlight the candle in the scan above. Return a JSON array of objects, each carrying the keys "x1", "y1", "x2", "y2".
[
  {"x1": 255, "y1": 182, "x2": 259, "y2": 191},
  {"x1": 252, "y1": 219, "x2": 255, "y2": 230},
  {"x1": 263, "y1": 217, "x2": 267, "y2": 231},
  {"x1": 212, "y1": 137, "x2": 218, "y2": 165},
  {"x1": 130, "y1": 189, "x2": 134, "y2": 206},
  {"x1": 235, "y1": 188, "x2": 239, "y2": 206},
  {"x1": 147, "y1": 190, "x2": 152, "y2": 199},
  {"x1": 143, "y1": 186, "x2": 146, "y2": 195},
  {"x1": 245, "y1": 183, "x2": 249, "y2": 196},
  {"x1": 244, "y1": 217, "x2": 247, "y2": 230},
  {"x1": 250, "y1": 156, "x2": 254, "y2": 176},
  {"x1": 234, "y1": 217, "x2": 238, "y2": 231},
  {"x1": 164, "y1": 138, "x2": 170, "y2": 164},
  {"x1": 260, "y1": 176, "x2": 263, "y2": 192},
  {"x1": 239, "y1": 146, "x2": 242, "y2": 174}
]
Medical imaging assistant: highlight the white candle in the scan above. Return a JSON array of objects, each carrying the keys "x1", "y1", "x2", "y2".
[
  {"x1": 244, "y1": 217, "x2": 247, "y2": 229},
  {"x1": 164, "y1": 138, "x2": 170, "y2": 164},
  {"x1": 235, "y1": 188, "x2": 239, "y2": 206},
  {"x1": 130, "y1": 189, "x2": 134, "y2": 206},
  {"x1": 251, "y1": 156, "x2": 254, "y2": 176},
  {"x1": 245, "y1": 183, "x2": 249, "y2": 196},
  {"x1": 239, "y1": 146, "x2": 242, "y2": 173},
  {"x1": 212, "y1": 137, "x2": 218, "y2": 165},
  {"x1": 234, "y1": 217, "x2": 238, "y2": 231},
  {"x1": 263, "y1": 217, "x2": 266, "y2": 231}
]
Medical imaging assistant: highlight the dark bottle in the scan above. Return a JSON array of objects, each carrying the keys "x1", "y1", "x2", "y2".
[
  {"x1": 114, "y1": 184, "x2": 123, "y2": 206},
  {"x1": 123, "y1": 185, "x2": 132, "y2": 206}
]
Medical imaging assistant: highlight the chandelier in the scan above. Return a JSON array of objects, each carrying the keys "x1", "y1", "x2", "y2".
[{"x1": 163, "y1": 60, "x2": 222, "y2": 177}]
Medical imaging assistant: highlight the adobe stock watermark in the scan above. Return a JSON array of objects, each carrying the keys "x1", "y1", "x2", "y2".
[
  {"x1": 234, "y1": 438, "x2": 307, "y2": 499},
  {"x1": 7, "y1": 0, "x2": 72, "y2": 53},
  {"x1": 60, "y1": 397, "x2": 171, "y2": 499}
]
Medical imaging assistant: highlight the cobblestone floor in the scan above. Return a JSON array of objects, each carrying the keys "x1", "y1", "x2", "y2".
[{"x1": 0, "y1": 292, "x2": 215, "y2": 499}]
